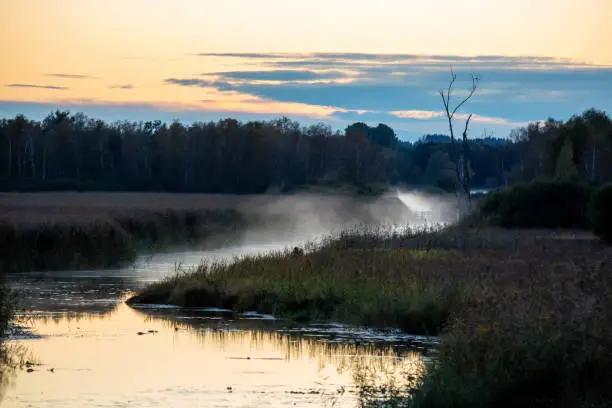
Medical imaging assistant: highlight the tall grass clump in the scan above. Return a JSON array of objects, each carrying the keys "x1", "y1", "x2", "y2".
[{"x1": 130, "y1": 244, "x2": 480, "y2": 334}]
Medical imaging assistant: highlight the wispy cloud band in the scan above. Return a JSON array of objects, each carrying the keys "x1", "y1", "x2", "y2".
[
  {"x1": 7, "y1": 84, "x2": 68, "y2": 90},
  {"x1": 45, "y1": 73, "x2": 95, "y2": 80},
  {"x1": 109, "y1": 84, "x2": 134, "y2": 89}
]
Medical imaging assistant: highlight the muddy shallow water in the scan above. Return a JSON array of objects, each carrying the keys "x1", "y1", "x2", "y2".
[{"x1": 3, "y1": 244, "x2": 436, "y2": 407}]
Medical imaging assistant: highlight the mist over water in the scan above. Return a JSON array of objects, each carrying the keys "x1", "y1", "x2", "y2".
[
  {"x1": 3, "y1": 191, "x2": 456, "y2": 407},
  {"x1": 395, "y1": 189, "x2": 457, "y2": 227},
  {"x1": 237, "y1": 190, "x2": 456, "y2": 246},
  {"x1": 124, "y1": 190, "x2": 458, "y2": 281}
]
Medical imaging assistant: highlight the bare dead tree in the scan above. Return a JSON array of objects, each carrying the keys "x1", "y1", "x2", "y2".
[
  {"x1": 460, "y1": 113, "x2": 473, "y2": 206},
  {"x1": 439, "y1": 68, "x2": 479, "y2": 216}
]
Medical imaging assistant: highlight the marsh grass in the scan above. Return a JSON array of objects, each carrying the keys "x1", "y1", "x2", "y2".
[
  {"x1": 132, "y1": 226, "x2": 603, "y2": 333},
  {"x1": 129, "y1": 245, "x2": 473, "y2": 333},
  {"x1": 0, "y1": 192, "x2": 422, "y2": 272},
  {"x1": 132, "y1": 224, "x2": 612, "y2": 407},
  {"x1": 329, "y1": 227, "x2": 611, "y2": 408},
  {"x1": 0, "y1": 195, "x2": 250, "y2": 272},
  {"x1": 405, "y1": 254, "x2": 612, "y2": 408}
]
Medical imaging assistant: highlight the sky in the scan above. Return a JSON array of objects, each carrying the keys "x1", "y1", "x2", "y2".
[{"x1": 1, "y1": 0, "x2": 612, "y2": 141}]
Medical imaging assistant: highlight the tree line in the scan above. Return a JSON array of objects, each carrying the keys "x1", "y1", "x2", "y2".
[{"x1": 0, "y1": 109, "x2": 611, "y2": 194}]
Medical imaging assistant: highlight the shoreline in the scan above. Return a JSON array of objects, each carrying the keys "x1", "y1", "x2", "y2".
[{"x1": 127, "y1": 225, "x2": 612, "y2": 406}]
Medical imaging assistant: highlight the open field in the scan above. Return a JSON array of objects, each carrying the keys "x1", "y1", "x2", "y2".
[{"x1": 130, "y1": 226, "x2": 612, "y2": 407}]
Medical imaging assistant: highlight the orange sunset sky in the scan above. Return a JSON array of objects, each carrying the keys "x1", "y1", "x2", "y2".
[{"x1": 2, "y1": 0, "x2": 611, "y2": 139}]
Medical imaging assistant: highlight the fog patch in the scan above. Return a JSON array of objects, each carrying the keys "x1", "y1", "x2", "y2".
[
  {"x1": 231, "y1": 190, "x2": 457, "y2": 251},
  {"x1": 131, "y1": 191, "x2": 459, "y2": 279},
  {"x1": 395, "y1": 189, "x2": 457, "y2": 227}
]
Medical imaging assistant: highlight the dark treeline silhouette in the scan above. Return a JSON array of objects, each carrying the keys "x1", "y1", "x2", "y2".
[{"x1": 0, "y1": 109, "x2": 611, "y2": 194}]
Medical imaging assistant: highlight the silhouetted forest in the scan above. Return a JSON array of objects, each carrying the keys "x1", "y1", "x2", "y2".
[{"x1": 1, "y1": 109, "x2": 611, "y2": 193}]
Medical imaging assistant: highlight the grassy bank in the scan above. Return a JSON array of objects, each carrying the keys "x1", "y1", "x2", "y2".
[
  {"x1": 129, "y1": 225, "x2": 612, "y2": 406},
  {"x1": 128, "y1": 226, "x2": 606, "y2": 333},
  {"x1": 0, "y1": 193, "x2": 252, "y2": 272},
  {"x1": 128, "y1": 245, "x2": 473, "y2": 334}
]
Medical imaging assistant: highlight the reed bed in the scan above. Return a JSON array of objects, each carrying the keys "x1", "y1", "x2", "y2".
[
  {"x1": 0, "y1": 193, "x2": 252, "y2": 272},
  {"x1": 130, "y1": 225, "x2": 612, "y2": 407}
]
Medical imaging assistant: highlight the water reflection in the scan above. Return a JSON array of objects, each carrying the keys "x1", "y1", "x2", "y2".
[
  {"x1": 7, "y1": 241, "x2": 320, "y2": 318},
  {"x1": 0, "y1": 342, "x2": 32, "y2": 405},
  {"x1": 4, "y1": 303, "x2": 430, "y2": 408},
  {"x1": 4, "y1": 240, "x2": 436, "y2": 407},
  {"x1": 10, "y1": 270, "x2": 137, "y2": 316}
]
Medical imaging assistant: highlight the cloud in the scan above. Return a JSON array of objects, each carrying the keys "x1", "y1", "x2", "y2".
[
  {"x1": 390, "y1": 110, "x2": 512, "y2": 125},
  {"x1": 183, "y1": 52, "x2": 611, "y2": 124},
  {"x1": 466, "y1": 114, "x2": 513, "y2": 125},
  {"x1": 200, "y1": 97, "x2": 273, "y2": 105},
  {"x1": 390, "y1": 110, "x2": 445, "y2": 120},
  {"x1": 46, "y1": 73, "x2": 95, "y2": 80},
  {"x1": 203, "y1": 69, "x2": 349, "y2": 82},
  {"x1": 164, "y1": 78, "x2": 235, "y2": 91},
  {"x1": 198, "y1": 52, "x2": 609, "y2": 71},
  {"x1": 6, "y1": 84, "x2": 68, "y2": 90},
  {"x1": 389, "y1": 110, "x2": 512, "y2": 125},
  {"x1": 109, "y1": 84, "x2": 135, "y2": 89},
  {"x1": 5, "y1": 52, "x2": 610, "y2": 141}
]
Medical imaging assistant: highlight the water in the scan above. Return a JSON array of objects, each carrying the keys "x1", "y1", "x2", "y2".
[{"x1": 3, "y1": 244, "x2": 436, "y2": 407}]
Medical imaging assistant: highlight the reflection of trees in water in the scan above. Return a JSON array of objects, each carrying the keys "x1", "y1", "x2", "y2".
[
  {"x1": 135, "y1": 307, "x2": 428, "y2": 396},
  {"x1": 5, "y1": 301, "x2": 429, "y2": 404},
  {"x1": 20, "y1": 307, "x2": 121, "y2": 325}
]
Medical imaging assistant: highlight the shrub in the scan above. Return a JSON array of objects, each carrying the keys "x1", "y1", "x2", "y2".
[
  {"x1": 589, "y1": 183, "x2": 612, "y2": 243},
  {"x1": 480, "y1": 181, "x2": 592, "y2": 229}
]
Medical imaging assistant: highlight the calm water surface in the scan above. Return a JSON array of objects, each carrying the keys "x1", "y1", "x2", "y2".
[{"x1": 3, "y1": 243, "x2": 435, "y2": 407}]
